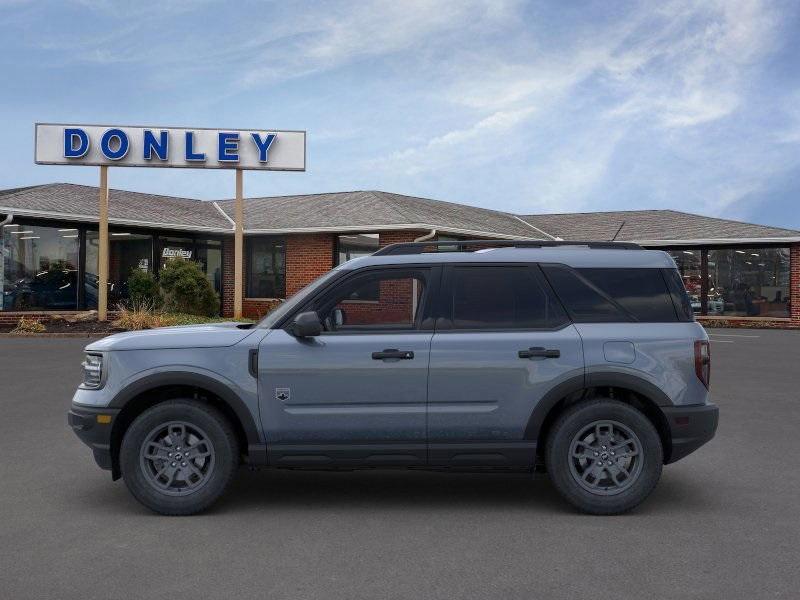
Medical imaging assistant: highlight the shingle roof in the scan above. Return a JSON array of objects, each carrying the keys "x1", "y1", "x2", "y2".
[
  {"x1": 1, "y1": 183, "x2": 798, "y2": 243},
  {"x1": 215, "y1": 190, "x2": 544, "y2": 239},
  {"x1": 519, "y1": 210, "x2": 800, "y2": 243},
  {"x1": 0, "y1": 183, "x2": 230, "y2": 232}
]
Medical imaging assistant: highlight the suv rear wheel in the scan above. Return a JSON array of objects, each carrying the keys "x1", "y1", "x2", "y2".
[
  {"x1": 545, "y1": 399, "x2": 663, "y2": 515},
  {"x1": 120, "y1": 400, "x2": 239, "y2": 515}
]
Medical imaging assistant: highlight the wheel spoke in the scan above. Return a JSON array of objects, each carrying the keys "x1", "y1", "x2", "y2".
[
  {"x1": 569, "y1": 419, "x2": 642, "y2": 495},
  {"x1": 168, "y1": 424, "x2": 186, "y2": 446},
  {"x1": 184, "y1": 462, "x2": 205, "y2": 487},
  {"x1": 143, "y1": 441, "x2": 171, "y2": 461},
  {"x1": 140, "y1": 420, "x2": 215, "y2": 496}
]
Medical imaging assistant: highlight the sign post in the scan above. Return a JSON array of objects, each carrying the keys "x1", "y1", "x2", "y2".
[
  {"x1": 234, "y1": 169, "x2": 244, "y2": 319},
  {"x1": 98, "y1": 166, "x2": 109, "y2": 321},
  {"x1": 34, "y1": 123, "x2": 306, "y2": 320}
]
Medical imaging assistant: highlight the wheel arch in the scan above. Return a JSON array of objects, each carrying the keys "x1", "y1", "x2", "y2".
[
  {"x1": 527, "y1": 373, "x2": 673, "y2": 464},
  {"x1": 107, "y1": 372, "x2": 265, "y2": 480}
]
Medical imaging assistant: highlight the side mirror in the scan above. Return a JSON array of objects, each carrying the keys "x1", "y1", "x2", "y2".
[{"x1": 291, "y1": 311, "x2": 322, "y2": 338}]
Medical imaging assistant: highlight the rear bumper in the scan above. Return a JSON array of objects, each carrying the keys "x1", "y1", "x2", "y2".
[
  {"x1": 68, "y1": 404, "x2": 120, "y2": 471},
  {"x1": 662, "y1": 403, "x2": 719, "y2": 464}
]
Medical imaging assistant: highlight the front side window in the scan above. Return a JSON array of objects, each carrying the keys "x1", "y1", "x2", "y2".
[
  {"x1": 312, "y1": 269, "x2": 428, "y2": 332},
  {"x1": 447, "y1": 266, "x2": 568, "y2": 330},
  {"x1": 2, "y1": 223, "x2": 80, "y2": 310},
  {"x1": 247, "y1": 237, "x2": 285, "y2": 298}
]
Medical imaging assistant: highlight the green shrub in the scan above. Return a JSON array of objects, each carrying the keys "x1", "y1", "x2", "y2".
[
  {"x1": 127, "y1": 269, "x2": 162, "y2": 308},
  {"x1": 159, "y1": 259, "x2": 219, "y2": 317}
]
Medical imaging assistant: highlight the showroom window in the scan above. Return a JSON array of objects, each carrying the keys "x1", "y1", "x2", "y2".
[
  {"x1": 85, "y1": 230, "x2": 154, "y2": 308},
  {"x1": 667, "y1": 249, "x2": 703, "y2": 315},
  {"x1": 337, "y1": 233, "x2": 379, "y2": 264},
  {"x1": 706, "y1": 247, "x2": 790, "y2": 318},
  {"x1": 1, "y1": 223, "x2": 80, "y2": 311},
  {"x1": 246, "y1": 237, "x2": 285, "y2": 298},
  {"x1": 196, "y1": 240, "x2": 223, "y2": 295}
]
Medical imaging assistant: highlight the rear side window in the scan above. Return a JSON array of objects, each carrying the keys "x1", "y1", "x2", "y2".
[
  {"x1": 577, "y1": 268, "x2": 678, "y2": 322},
  {"x1": 541, "y1": 265, "x2": 627, "y2": 322},
  {"x1": 662, "y1": 268, "x2": 694, "y2": 322},
  {"x1": 542, "y1": 265, "x2": 680, "y2": 322},
  {"x1": 447, "y1": 266, "x2": 568, "y2": 330}
]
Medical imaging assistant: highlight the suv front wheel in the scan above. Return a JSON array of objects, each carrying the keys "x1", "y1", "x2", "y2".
[
  {"x1": 120, "y1": 400, "x2": 239, "y2": 515},
  {"x1": 545, "y1": 399, "x2": 663, "y2": 515}
]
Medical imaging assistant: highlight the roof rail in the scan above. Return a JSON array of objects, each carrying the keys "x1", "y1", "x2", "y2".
[{"x1": 373, "y1": 239, "x2": 642, "y2": 256}]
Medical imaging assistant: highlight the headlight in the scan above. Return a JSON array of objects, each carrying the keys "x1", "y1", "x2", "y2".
[{"x1": 81, "y1": 353, "x2": 104, "y2": 389}]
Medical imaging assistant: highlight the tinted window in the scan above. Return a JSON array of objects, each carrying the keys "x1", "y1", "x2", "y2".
[
  {"x1": 448, "y1": 266, "x2": 567, "y2": 330},
  {"x1": 577, "y1": 268, "x2": 678, "y2": 322},
  {"x1": 246, "y1": 237, "x2": 286, "y2": 298},
  {"x1": 662, "y1": 268, "x2": 694, "y2": 322},
  {"x1": 541, "y1": 265, "x2": 627, "y2": 322}
]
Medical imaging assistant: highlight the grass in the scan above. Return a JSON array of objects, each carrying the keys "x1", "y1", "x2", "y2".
[
  {"x1": 112, "y1": 303, "x2": 254, "y2": 331},
  {"x1": 11, "y1": 317, "x2": 46, "y2": 334}
]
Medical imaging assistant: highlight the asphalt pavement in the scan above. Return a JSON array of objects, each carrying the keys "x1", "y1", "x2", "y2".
[{"x1": 0, "y1": 328, "x2": 798, "y2": 599}]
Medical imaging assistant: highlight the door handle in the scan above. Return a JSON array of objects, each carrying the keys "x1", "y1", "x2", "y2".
[
  {"x1": 518, "y1": 347, "x2": 560, "y2": 359},
  {"x1": 372, "y1": 349, "x2": 414, "y2": 360}
]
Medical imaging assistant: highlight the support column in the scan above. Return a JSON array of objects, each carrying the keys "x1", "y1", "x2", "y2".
[
  {"x1": 98, "y1": 166, "x2": 109, "y2": 321},
  {"x1": 234, "y1": 169, "x2": 244, "y2": 319}
]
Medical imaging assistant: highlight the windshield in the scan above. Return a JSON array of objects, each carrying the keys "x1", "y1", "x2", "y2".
[{"x1": 257, "y1": 268, "x2": 342, "y2": 328}]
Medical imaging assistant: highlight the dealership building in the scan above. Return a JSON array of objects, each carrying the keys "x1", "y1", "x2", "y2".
[{"x1": 1, "y1": 182, "x2": 799, "y2": 328}]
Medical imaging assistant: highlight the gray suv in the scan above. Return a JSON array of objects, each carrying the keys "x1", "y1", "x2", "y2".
[{"x1": 68, "y1": 240, "x2": 718, "y2": 515}]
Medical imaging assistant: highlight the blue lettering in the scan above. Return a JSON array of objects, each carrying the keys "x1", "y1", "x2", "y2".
[
  {"x1": 64, "y1": 128, "x2": 89, "y2": 158},
  {"x1": 251, "y1": 132, "x2": 276, "y2": 162},
  {"x1": 143, "y1": 130, "x2": 168, "y2": 160},
  {"x1": 218, "y1": 132, "x2": 239, "y2": 162},
  {"x1": 185, "y1": 131, "x2": 205, "y2": 161},
  {"x1": 100, "y1": 128, "x2": 129, "y2": 160}
]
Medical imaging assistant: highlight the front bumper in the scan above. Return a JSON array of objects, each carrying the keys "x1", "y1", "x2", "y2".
[
  {"x1": 662, "y1": 402, "x2": 719, "y2": 464},
  {"x1": 68, "y1": 404, "x2": 120, "y2": 472}
]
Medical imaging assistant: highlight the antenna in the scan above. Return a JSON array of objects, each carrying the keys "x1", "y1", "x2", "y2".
[{"x1": 611, "y1": 220, "x2": 626, "y2": 241}]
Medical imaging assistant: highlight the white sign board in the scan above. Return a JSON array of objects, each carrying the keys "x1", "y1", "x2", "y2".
[{"x1": 34, "y1": 123, "x2": 306, "y2": 171}]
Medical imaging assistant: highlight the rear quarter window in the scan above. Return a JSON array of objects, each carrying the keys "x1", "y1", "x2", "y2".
[
  {"x1": 577, "y1": 268, "x2": 679, "y2": 322},
  {"x1": 541, "y1": 265, "x2": 680, "y2": 323}
]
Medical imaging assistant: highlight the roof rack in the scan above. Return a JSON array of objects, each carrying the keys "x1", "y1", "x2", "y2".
[{"x1": 373, "y1": 239, "x2": 642, "y2": 256}]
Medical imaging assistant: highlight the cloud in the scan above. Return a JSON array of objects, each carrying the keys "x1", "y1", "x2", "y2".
[{"x1": 376, "y1": 106, "x2": 535, "y2": 175}]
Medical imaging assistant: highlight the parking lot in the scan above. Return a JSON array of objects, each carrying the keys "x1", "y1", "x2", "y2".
[{"x1": 1, "y1": 328, "x2": 798, "y2": 599}]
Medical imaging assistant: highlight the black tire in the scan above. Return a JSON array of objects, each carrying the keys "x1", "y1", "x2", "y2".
[
  {"x1": 545, "y1": 399, "x2": 663, "y2": 515},
  {"x1": 120, "y1": 400, "x2": 239, "y2": 515}
]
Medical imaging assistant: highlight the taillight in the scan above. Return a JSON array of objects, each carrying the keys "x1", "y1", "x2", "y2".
[{"x1": 694, "y1": 340, "x2": 710, "y2": 389}]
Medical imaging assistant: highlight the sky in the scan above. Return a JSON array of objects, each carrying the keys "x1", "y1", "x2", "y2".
[{"x1": 1, "y1": 0, "x2": 799, "y2": 228}]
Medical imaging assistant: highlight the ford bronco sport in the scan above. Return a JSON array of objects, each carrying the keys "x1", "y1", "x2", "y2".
[{"x1": 68, "y1": 240, "x2": 718, "y2": 515}]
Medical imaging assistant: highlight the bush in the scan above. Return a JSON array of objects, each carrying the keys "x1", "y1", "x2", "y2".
[
  {"x1": 127, "y1": 269, "x2": 162, "y2": 308},
  {"x1": 11, "y1": 316, "x2": 46, "y2": 334},
  {"x1": 159, "y1": 259, "x2": 219, "y2": 317}
]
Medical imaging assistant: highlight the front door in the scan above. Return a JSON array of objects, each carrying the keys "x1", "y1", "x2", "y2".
[
  {"x1": 258, "y1": 266, "x2": 439, "y2": 467},
  {"x1": 427, "y1": 264, "x2": 584, "y2": 467}
]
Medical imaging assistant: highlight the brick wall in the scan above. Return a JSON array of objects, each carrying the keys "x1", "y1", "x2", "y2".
[
  {"x1": 791, "y1": 243, "x2": 800, "y2": 324},
  {"x1": 221, "y1": 237, "x2": 235, "y2": 318},
  {"x1": 285, "y1": 233, "x2": 336, "y2": 296},
  {"x1": 241, "y1": 298, "x2": 283, "y2": 320}
]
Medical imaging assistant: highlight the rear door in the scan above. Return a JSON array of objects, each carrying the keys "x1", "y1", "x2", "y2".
[{"x1": 427, "y1": 264, "x2": 584, "y2": 467}]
